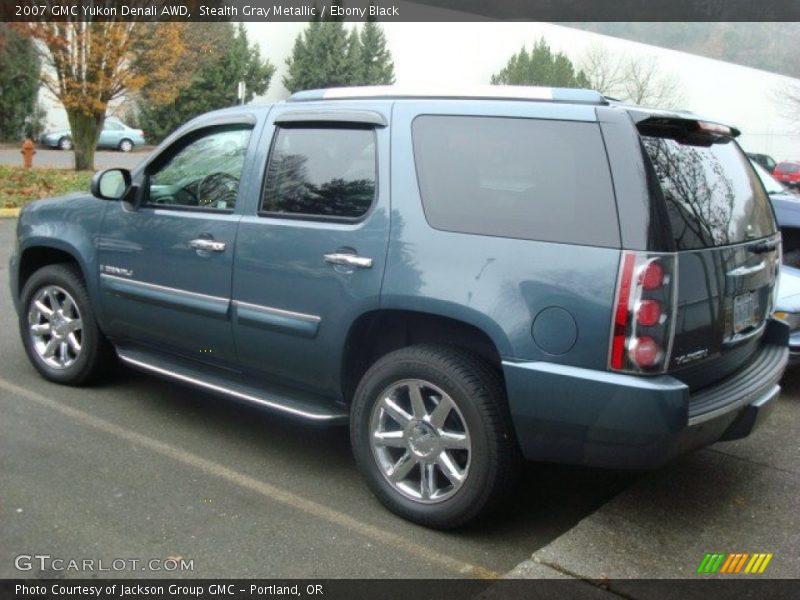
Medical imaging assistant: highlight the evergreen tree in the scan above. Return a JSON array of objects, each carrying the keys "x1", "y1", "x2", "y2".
[
  {"x1": 359, "y1": 20, "x2": 395, "y2": 85},
  {"x1": 491, "y1": 38, "x2": 590, "y2": 88},
  {"x1": 283, "y1": 11, "x2": 395, "y2": 93},
  {"x1": 0, "y1": 24, "x2": 42, "y2": 141},
  {"x1": 137, "y1": 23, "x2": 275, "y2": 143}
]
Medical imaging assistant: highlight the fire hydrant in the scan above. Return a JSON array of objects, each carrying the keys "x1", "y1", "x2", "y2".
[{"x1": 21, "y1": 138, "x2": 36, "y2": 168}]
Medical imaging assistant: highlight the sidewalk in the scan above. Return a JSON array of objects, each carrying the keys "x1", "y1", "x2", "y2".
[{"x1": 504, "y1": 369, "x2": 800, "y2": 593}]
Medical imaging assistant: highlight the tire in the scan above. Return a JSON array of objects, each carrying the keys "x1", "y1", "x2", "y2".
[
  {"x1": 118, "y1": 139, "x2": 133, "y2": 153},
  {"x1": 19, "y1": 264, "x2": 114, "y2": 386},
  {"x1": 58, "y1": 136, "x2": 72, "y2": 151},
  {"x1": 350, "y1": 344, "x2": 521, "y2": 529}
]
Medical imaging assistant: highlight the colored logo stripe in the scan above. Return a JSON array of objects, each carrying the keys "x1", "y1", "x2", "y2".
[{"x1": 697, "y1": 553, "x2": 773, "y2": 574}]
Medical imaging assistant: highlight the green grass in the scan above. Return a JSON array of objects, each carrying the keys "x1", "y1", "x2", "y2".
[{"x1": 0, "y1": 165, "x2": 92, "y2": 209}]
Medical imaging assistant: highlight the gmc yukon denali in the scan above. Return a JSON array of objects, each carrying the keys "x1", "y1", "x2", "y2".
[{"x1": 10, "y1": 86, "x2": 789, "y2": 528}]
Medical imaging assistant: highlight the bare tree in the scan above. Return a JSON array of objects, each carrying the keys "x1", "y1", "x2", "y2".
[
  {"x1": 580, "y1": 43, "x2": 686, "y2": 109},
  {"x1": 622, "y1": 55, "x2": 685, "y2": 109},
  {"x1": 776, "y1": 82, "x2": 800, "y2": 130},
  {"x1": 580, "y1": 43, "x2": 625, "y2": 96}
]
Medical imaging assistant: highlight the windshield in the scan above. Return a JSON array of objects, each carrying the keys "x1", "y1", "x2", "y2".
[{"x1": 750, "y1": 160, "x2": 787, "y2": 194}]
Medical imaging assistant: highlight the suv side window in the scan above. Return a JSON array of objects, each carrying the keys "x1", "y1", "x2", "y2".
[
  {"x1": 412, "y1": 115, "x2": 620, "y2": 247},
  {"x1": 146, "y1": 127, "x2": 252, "y2": 210},
  {"x1": 261, "y1": 126, "x2": 376, "y2": 220}
]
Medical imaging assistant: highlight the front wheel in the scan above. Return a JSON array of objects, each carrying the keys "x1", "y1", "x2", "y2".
[
  {"x1": 19, "y1": 264, "x2": 114, "y2": 385},
  {"x1": 350, "y1": 344, "x2": 521, "y2": 529}
]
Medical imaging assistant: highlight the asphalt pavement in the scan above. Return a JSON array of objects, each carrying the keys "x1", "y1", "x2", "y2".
[
  {"x1": 0, "y1": 144, "x2": 149, "y2": 171},
  {"x1": 0, "y1": 218, "x2": 636, "y2": 579}
]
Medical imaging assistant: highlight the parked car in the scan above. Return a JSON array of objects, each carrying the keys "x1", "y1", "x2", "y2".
[
  {"x1": 39, "y1": 118, "x2": 145, "y2": 152},
  {"x1": 773, "y1": 161, "x2": 800, "y2": 189},
  {"x1": 750, "y1": 159, "x2": 800, "y2": 262},
  {"x1": 774, "y1": 265, "x2": 800, "y2": 364},
  {"x1": 10, "y1": 86, "x2": 789, "y2": 528},
  {"x1": 747, "y1": 152, "x2": 777, "y2": 173}
]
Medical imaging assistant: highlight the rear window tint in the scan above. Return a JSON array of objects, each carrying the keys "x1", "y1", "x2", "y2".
[
  {"x1": 411, "y1": 116, "x2": 620, "y2": 247},
  {"x1": 641, "y1": 136, "x2": 775, "y2": 250}
]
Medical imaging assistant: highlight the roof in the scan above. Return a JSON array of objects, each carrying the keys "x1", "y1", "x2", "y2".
[{"x1": 288, "y1": 85, "x2": 608, "y2": 106}]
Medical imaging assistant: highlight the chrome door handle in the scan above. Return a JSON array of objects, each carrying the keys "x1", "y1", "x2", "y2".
[
  {"x1": 324, "y1": 253, "x2": 373, "y2": 269},
  {"x1": 189, "y1": 239, "x2": 226, "y2": 252}
]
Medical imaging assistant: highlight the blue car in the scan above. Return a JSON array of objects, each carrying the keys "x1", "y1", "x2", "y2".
[
  {"x1": 751, "y1": 159, "x2": 800, "y2": 262},
  {"x1": 10, "y1": 86, "x2": 789, "y2": 528},
  {"x1": 39, "y1": 118, "x2": 145, "y2": 152}
]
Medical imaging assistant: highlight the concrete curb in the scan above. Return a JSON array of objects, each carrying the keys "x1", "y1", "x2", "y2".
[{"x1": 0, "y1": 209, "x2": 20, "y2": 219}]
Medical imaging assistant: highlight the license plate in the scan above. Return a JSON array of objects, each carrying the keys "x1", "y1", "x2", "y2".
[{"x1": 733, "y1": 292, "x2": 757, "y2": 333}]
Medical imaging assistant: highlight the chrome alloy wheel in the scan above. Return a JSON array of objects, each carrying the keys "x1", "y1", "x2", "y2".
[
  {"x1": 369, "y1": 379, "x2": 471, "y2": 503},
  {"x1": 27, "y1": 285, "x2": 83, "y2": 369}
]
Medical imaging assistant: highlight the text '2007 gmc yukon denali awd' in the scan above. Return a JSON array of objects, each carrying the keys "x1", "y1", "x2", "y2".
[{"x1": 10, "y1": 85, "x2": 788, "y2": 528}]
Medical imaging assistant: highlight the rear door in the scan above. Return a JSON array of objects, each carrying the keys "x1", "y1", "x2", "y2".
[
  {"x1": 638, "y1": 120, "x2": 781, "y2": 387},
  {"x1": 230, "y1": 104, "x2": 391, "y2": 398}
]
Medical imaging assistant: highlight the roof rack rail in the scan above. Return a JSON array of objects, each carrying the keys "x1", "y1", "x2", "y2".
[{"x1": 288, "y1": 85, "x2": 608, "y2": 106}]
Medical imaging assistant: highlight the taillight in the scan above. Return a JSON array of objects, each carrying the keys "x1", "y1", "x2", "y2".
[{"x1": 609, "y1": 252, "x2": 678, "y2": 373}]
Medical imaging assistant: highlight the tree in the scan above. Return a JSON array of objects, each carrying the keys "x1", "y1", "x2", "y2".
[
  {"x1": 283, "y1": 13, "x2": 395, "y2": 93},
  {"x1": 490, "y1": 38, "x2": 590, "y2": 88},
  {"x1": 135, "y1": 24, "x2": 275, "y2": 144},
  {"x1": 0, "y1": 24, "x2": 41, "y2": 141},
  {"x1": 580, "y1": 44, "x2": 686, "y2": 108},
  {"x1": 359, "y1": 20, "x2": 395, "y2": 85},
  {"x1": 20, "y1": 17, "x2": 188, "y2": 170}
]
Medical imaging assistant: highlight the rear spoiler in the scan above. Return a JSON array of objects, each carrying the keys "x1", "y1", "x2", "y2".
[{"x1": 628, "y1": 111, "x2": 741, "y2": 144}]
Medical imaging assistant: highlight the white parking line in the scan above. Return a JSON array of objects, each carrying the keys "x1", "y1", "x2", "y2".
[{"x1": 0, "y1": 377, "x2": 499, "y2": 579}]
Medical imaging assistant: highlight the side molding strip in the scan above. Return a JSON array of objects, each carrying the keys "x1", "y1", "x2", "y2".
[
  {"x1": 233, "y1": 300, "x2": 321, "y2": 339},
  {"x1": 100, "y1": 273, "x2": 230, "y2": 319}
]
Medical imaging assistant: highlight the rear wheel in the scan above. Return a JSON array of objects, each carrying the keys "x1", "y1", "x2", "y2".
[
  {"x1": 118, "y1": 138, "x2": 133, "y2": 153},
  {"x1": 350, "y1": 344, "x2": 520, "y2": 528},
  {"x1": 58, "y1": 136, "x2": 72, "y2": 151},
  {"x1": 19, "y1": 264, "x2": 114, "y2": 385}
]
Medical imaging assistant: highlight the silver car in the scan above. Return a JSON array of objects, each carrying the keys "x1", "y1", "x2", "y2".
[
  {"x1": 775, "y1": 265, "x2": 800, "y2": 364},
  {"x1": 39, "y1": 118, "x2": 145, "y2": 152}
]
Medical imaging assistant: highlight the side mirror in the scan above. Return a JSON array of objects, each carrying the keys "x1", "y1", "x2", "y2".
[{"x1": 91, "y1": 168, "x2": 131, "y2": 200}]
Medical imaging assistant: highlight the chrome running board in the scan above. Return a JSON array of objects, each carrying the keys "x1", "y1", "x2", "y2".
[{"x1": 116, "y1": 346, "x2": 347, "y2": 424}]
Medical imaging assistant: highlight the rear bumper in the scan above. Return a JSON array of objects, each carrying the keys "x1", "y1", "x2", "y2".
[{"x1": 503, "y1": 321, "x2": 789, "y2": 469}]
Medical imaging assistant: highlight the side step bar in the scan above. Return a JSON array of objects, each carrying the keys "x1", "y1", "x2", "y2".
[{"x1": 116, "y1": 346, "x2": 348, "y2": 424}]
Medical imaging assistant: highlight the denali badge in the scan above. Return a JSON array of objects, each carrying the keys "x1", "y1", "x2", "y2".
[{"x1": 674, "y1": 348, "x2": 709, "y2": 366}]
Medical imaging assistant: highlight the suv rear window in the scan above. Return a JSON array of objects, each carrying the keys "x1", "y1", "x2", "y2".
[
  {"x1": 411, "y1": 116, "x2": 620, "y2": 247},
  {"x1": 641, "y1": 135, "x2": 775, "y2": 250}
]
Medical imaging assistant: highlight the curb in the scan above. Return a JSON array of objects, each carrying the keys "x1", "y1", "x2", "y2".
[{"x1": 0, "y1": 208, "x2": 20, "y2": 219}]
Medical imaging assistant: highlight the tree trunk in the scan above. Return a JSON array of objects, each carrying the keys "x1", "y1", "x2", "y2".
[{"x1": 66, "y1": 110, "x2": 104, "y2": 171}]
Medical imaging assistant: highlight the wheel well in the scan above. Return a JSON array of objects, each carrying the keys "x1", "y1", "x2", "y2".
[
  {"x1": 18, "y1": 247, "x2": 81, "y2": 297},
  {"x1": 341, "y1": 310, "x2": 503, "y2": 403}
]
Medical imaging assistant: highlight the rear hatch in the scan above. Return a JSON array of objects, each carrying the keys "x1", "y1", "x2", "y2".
[{"x1": 637, "y1": 116, "x2": 781, "y2": 389}]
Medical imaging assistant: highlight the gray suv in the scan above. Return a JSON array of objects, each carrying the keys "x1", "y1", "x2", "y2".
[{"x1": 10, "y1": 86, "x2": 789, "y2": 528}]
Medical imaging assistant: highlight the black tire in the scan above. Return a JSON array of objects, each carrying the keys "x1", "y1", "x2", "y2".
[
  {"x1": 118, "y1": 138, "x2": 133, "y2": 153},
  {"x1": 350, "y1": 344, "x2": 521, "y2": 529},
  {"x1": 19, "y1": 264, "x2": 114, "y2": 385},
  {"x1": 58, "y1": 136, "x2": 72, "y2": 151}
]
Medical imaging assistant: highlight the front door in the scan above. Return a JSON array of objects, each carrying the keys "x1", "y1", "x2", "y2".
[
  {"x1": 231, "y1": 106, "x2": 391, "y2": 397},
  {"x1": 98, "y1": 124, "x2": 255, "y2": 366}
]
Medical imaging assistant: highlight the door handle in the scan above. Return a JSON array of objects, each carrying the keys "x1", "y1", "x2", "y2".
[
  {"x1": 323, "y1": 253, "x2": 373, "y2": 269},
  {"x1": 189, "y1": 238, "x2": 226, "y2": 252}
]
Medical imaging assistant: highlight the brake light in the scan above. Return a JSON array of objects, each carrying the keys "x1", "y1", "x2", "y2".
[{"x1": 609, "y1": 252, "x2": 678, "y2": 373}]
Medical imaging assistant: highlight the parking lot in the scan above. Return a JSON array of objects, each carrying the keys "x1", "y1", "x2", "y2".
[{"x1": 0, "y1": 218, "x2": 641, "y2": 579}]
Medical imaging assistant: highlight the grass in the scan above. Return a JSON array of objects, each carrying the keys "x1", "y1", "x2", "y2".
[{"x1": 0, "y1": 165, "x2": 92, "y2": 211}]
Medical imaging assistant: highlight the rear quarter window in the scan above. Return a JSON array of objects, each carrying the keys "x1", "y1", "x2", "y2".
[{"x1": 411, "y1": 115, "x2": 620, "y2": 247}]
